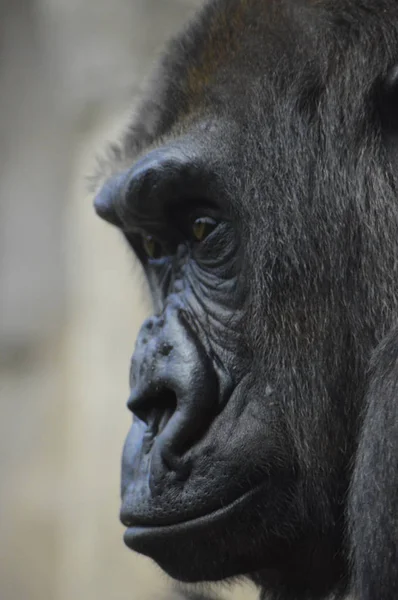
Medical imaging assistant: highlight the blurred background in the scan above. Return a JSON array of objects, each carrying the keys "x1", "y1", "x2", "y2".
[{"x1": 0, "y1": 1, "x2": 258, "y2": 599}]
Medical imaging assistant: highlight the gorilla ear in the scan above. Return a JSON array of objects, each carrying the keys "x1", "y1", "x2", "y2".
[{"x1": 379, "y1": 65, "x2": 398, "y2": 133}]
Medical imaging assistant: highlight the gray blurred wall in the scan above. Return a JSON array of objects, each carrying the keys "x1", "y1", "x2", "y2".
[{"x1": 0, "y1": 2, "x2": 257, "y2": 600}]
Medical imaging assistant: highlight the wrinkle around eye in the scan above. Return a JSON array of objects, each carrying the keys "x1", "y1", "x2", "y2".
[
  {"x1": 186, "y1": 296, "x2": 242, "y2": 352},
  {"x1": 185, "y1": 258, "x2": 240, "y2": 302},
  {"x1": 184, "y1": 268, "x2": 241, "y2": 326},
  {"x1": 191, "y1": 223, "x2": 238, "y2": 268},
  {"x1": 146, "y1": 256, "x2": 174, "y2": 299}
]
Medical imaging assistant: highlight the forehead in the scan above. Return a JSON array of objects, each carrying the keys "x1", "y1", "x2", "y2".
[
  {"x1": 179, "y1": 0, "x2": 314, "y2": 113},
  {"x1": 184, "y1": 0, "x2": 275, "y2": 102},
  {"x1": 123, "y1": 1, "x2": 316, "y2": 144}
]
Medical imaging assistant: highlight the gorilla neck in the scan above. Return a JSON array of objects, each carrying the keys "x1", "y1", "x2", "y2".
[{"x1": 253, "y1": 533, "x2": 348, "y2": 600}]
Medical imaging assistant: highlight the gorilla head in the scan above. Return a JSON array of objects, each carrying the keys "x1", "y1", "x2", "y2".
[{"x1": 94, "y1": 1, "x2": 398, "y2": 599}]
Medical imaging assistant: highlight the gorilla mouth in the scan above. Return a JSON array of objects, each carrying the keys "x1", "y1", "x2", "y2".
[{"x1": 121, "y1": 480, "x2": 268, "y2": 547}]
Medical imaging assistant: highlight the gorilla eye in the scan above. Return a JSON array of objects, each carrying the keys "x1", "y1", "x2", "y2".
[
  {"x1": 142, "y1": 235, "x2": 163, "y2": 259},
  {"x1": 192, "y1": 217, "x2": 218, "y2": 242}
]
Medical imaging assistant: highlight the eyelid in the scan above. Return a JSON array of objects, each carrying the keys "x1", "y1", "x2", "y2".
[
  {"x1": 125, "y1": 202, "x2": 225, "y2": 261},
  {"x1": 172, "y1": 203, "x2": 222, "y2": 236}
]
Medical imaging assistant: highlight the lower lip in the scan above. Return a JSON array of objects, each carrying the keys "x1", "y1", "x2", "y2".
[
  {"x1": 124, "y1": 524, "x2": 178, "y2": 546},
  {"x1": 123, "y1": 519, "x2": 200, "y2": 554},
  {"x1": 123, "y1": 510, "x2": 216, "y2": 546}
]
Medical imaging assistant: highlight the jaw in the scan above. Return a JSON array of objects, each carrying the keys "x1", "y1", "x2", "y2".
[
  {"x1": 120, "y1": 431, "x2": 299, "y2": 583},
  {"x1": 122, "y1": 480, "x2": 291, "y2": 583},
  {"x1": 120, "y1": 389, "x2": 349, "y2": 590},
  {"x1": 120, "y1": 385, "x2": 301, "y2": 583},
  {"x1": 122, "y1": 487, "x2": 347, "y2": 596},
  {"x1": 121, "y1": 451, "x2": 347, "y2": 591}
]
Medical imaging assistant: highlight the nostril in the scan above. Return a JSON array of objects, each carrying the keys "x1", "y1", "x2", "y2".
[
  {"x1": 145, "y1": 319, "x2": 154, "y2": 331},
  {"x1": 160, "y1": 343, "x2": 173, "y2": 357},
  {"x1": 128, "y1": 388, "x2": 177, "y2": 438}
]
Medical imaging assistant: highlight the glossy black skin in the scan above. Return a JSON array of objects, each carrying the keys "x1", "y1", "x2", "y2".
[{"x1": 94, "y1": 1, "x2": 398, "y2": 599}]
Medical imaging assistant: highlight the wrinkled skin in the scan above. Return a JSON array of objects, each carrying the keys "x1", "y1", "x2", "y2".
[{"x1": 94, "y1": 1, "x2": 398, "y2": 599}]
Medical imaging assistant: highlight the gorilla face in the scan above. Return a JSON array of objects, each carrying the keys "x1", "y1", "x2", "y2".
[
  {"x1": 95, "y1": 117, "x2": 351, "y2": 591},
  {"x1": 94, "y1": 0, "x2": 398, "y2": 597},
  {"x1": 96, "y1": 137, "x2": 298, "y2": 582}
]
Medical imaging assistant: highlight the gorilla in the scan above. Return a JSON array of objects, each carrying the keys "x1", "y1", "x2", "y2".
[{"x1": 94, "y1": 1, "x2": 398, "y2": 598}]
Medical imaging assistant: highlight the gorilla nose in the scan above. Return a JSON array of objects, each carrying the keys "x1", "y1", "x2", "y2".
[
  {"x1": 127, "y1": 313, "x2": 223, "y2": 471},
  {"x1": 127, "y1": 371, "x2": 208, "y2": 470}
]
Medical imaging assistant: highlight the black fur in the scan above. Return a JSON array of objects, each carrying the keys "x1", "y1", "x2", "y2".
[{"x1": 94, "y1": 1, "x2": 398, "y2": 599}]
